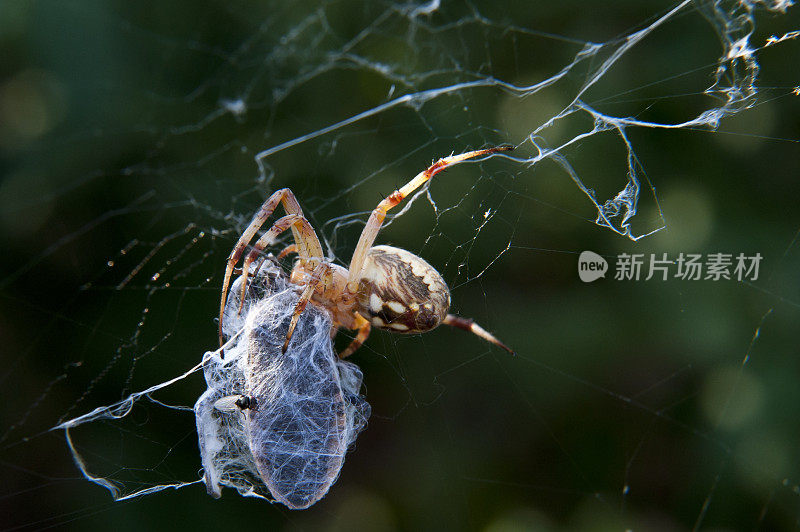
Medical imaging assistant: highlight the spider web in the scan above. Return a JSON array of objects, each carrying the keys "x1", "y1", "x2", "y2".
[{"x1": 1, "y1": 0, "x2": 799, "y2": 529}]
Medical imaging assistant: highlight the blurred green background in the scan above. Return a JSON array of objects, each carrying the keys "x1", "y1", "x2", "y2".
[{"x1": 1, "y1": 0, "x2": 799, "y2": 530}]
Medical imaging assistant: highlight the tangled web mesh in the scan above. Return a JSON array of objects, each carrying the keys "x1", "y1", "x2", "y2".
[{"x1": 197, "y1": 258, "x2": 370, "y2": 507}]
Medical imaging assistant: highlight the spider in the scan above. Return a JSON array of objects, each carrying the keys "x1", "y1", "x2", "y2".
[{"x1": 219, "y1": 145, "x2": 515, "y2": 358}]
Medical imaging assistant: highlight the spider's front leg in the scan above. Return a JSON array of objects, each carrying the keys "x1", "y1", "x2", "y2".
[
  {"x1": 237, "y1": 214, "x2": 320, "y2": 313},
  {"x1": 219, "y1": 188, "x2": 324, "y2": 347},
  {"x1": 346, "y1": 145, "x2": 513, "y2": 292}
]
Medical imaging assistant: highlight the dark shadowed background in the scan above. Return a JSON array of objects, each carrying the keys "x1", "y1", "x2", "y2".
[{"x1": 1, "y1": 1, "x2": 799, "y2": 530}]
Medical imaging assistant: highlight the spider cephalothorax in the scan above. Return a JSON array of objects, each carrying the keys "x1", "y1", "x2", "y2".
[{"x1": 219, "y1": 146, "x2": 515, "y2": 358}]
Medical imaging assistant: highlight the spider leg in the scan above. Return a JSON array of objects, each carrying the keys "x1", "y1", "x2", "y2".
[
  {"x1": 338, "y1": 313, "x2": 371, "y2": 359},
  {"x1": 443, "y1": 314, "x2": 515, "y2": 355},
  {"x1": 219, "y1": 188, "x2": 324, "y2": 346},
  {"x1": 238, "y1": 214, "x2": 318, "y2": 312},
  {"x1": 346, "y1": 145, "x2": 513, "y2": 292},
  {"x1": 278, "y1": 244, "x2": 298, "y2": 259},
  {"x1": 282, "y1": 262, "x2": 329, "y2": 353}
]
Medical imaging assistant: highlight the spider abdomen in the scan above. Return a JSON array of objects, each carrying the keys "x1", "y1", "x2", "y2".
[{"x1": 356, "y1": 245, "x2": 450, "y2": 333}]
